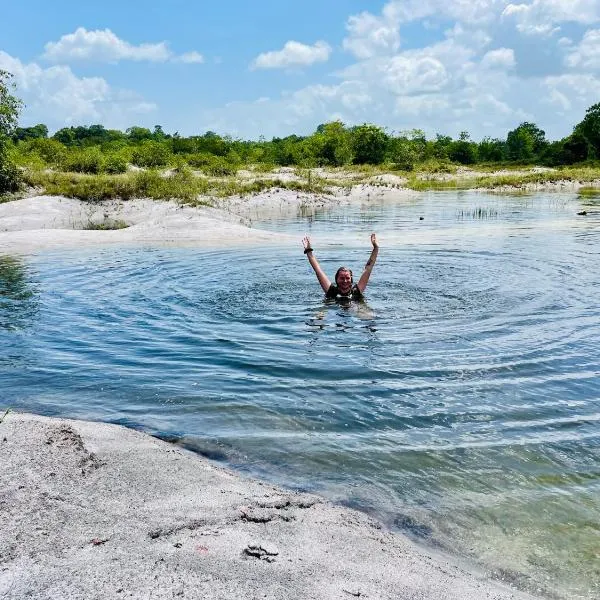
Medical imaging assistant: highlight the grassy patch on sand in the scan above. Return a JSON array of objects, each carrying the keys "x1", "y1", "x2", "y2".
[
  {"x1": 22, "y1": 167, "x2": 330, "y2": 204},
  {"x1": 406, "y1": 166, "x2": 600, "y2": 191}
]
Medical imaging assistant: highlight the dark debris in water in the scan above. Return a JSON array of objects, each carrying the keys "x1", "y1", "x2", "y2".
[{"x1": 393, "y1": 514, "x2": 434, "y2": 540}]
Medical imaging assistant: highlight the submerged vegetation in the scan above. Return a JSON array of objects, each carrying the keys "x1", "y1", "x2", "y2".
[{"x1": 3, "y1": 65, "x2": 600, "y2": 201}]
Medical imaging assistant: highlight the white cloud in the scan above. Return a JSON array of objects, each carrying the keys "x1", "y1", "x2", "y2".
[
  {"x1": 565, "y1": 29, "x2": 600, "y2": 69},
  {"x1": 174, "y1": 51, "x2": 205, "y2": 64},
  {"x1": 343, "y1": 11, "x2": 401, "y2": 59},
  {"x1": 42, "y1": 27, "x2": 203, "y2": 65},
  {"x1": 251, "y1": 41, "x2": 331, "y2": 70},
  {"x1": 503, "y1": 0, "x2": 600, "y2": 35},
  {"x1": 481, "y1": 48, "x2": 516, "y2": 68},
  {"x1": 383, "y1": 55, "x2": 450, "y2": 94},
  {"x1": 0, "y1": 51, "x2": 156, "y2": 128}
]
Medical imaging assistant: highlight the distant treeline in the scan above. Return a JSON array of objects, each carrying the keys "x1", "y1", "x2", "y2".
[{"x1": 7, "y1": 102, "x2": 600, "y2": 177}]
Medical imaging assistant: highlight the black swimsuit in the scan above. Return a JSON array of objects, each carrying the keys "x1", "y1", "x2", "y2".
[{"x1": 325, "y1": 284, "x2": 364, "y2": 301}]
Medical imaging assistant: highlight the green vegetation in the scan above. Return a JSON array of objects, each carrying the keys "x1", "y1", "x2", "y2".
[
  {"x1": 22, "y1": 167, "x2": 328, "y2": 203},
  {"x1": 406, "y1": 166, "x2": 600, "y2": 192},
  {"x1": 0, "y1": 70, "x2": 23, "y2": 194},
  {"x1": 84, "y1": 219, "x2": 129, "y2": 230},
  {"x1": 3, "y1": 65, "x2": 600, "y2": 200}
]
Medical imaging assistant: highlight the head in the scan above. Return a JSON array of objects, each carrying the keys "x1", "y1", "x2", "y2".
[{"x1": 335, "y1": 266, "x2": 353, "y2": 293}]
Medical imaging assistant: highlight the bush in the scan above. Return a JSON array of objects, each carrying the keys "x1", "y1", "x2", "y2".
[
  {"x1": 20, "y1": 138, "x2": 67, "y2": 166},
  {"x1": 62, "y1": 147, "x2": 104, "y2": 173},
  {"x1": 103, "y1": 153, "x2": 128, "y2": 174},
  {"x1": 131, "y1": 140, "x2": 172, "y2": 168},
  {"x1": 186, "y1": 153, "x2": 236, "y2": 176},
  {"x1": 0, "y1": 149, "x2": 21, "y2": 193}
]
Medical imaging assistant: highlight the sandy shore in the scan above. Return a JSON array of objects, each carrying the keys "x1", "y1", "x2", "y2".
[
  {"x1": 0, "y1": 184, "x2": 420, "y2": 254},
  {"x1": 0, "y1": 412, "x2": 542, "y2": 600},
  {"x1": 0, "y1": 195, "x2": 294, "y2": 253}
]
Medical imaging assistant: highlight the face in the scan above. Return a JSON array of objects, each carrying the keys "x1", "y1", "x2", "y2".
[{"x1": 336, "y1": 269, "x2": 352, "y2": 293}]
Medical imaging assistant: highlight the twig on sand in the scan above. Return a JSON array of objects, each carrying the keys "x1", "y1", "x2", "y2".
[{"x1": 0, "y1": 408, "x2": 11, "y2": 425}]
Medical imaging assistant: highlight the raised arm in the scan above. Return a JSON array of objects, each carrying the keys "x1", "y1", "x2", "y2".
[
  {"x1": 356, "y1": 233, "x2": 379, "y2": 293},
  {"x1": 302, "y1": 236, "x2": 331, "y2": 293}
]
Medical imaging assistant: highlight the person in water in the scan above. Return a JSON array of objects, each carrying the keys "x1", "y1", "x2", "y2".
[{"x1": 302, "y1": 233, "x2": 379, "y2": 300}]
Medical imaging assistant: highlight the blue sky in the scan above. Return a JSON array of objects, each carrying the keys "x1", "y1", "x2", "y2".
[{"x1": 1, "y1": 0, "x2": 599, "y2": 141}]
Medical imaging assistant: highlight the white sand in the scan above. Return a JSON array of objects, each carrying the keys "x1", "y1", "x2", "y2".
[
  {"x1": 0, "y1": 412, "x2": 542, "y2": 600},
  {"x1": 0, "y1": 195, "x2": 291, "y2": 253}
]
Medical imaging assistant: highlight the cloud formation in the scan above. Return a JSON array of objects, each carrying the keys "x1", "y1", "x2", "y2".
[
  {"x1": 43, "y1": 27, "x2": 203, "y2": 64},
  {"x1": 0, "y1": 51, "x2": 156, "y2": 128},
  {"x1": 251, "y1": 41, "x2": 331, "y2": 70}
]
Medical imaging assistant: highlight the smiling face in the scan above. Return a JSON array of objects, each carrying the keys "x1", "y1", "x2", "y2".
[{"x1": 335, "y1": 267, "x2": 353, "y2": 294}]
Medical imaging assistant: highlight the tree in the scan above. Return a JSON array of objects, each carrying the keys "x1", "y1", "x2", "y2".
[
  {"x1": 506, "y1": 122, "x2": 547, "y2": 161},
  {"x1": 448, "y1": 131, "x2": 477, "y2": 165},
  {"x1": 0, "y1": 70, "x2": 23, "y2": 193},
  {"x1": 478, "y1": 137, "x2": 506, "y2": 162},
  {"x1": 13, "y1": 123, "x2": 48, "y2": 141},
  {"x1": 575, "y1": 102, "x2": 600, "y2": 157},
  {"x1": 314, "y1": 121, "x2": 353, "y2": 166},
  {"x1": 351, "y1": 124, "x2": 388, "y2": 164}
]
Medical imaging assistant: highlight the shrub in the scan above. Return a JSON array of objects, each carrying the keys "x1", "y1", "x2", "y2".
[
  {"x1": 131, "y1": 140, "x2": 172, "y2": 168},
  {"x1": 0, "y1": 149, "x2": 21, "y2": 193},
  {"x1": 62, "y1": 147, "x2": 104, "y2": 173},
  {"x1": 186, "y1": 153, "x2": 236, "y2": 176},
  {"x1": 20, "y1": 138, "x2": 67, "y2": 166},
  {"x1": 103, "y1": 153, "x2": 128, "y2": 174}
]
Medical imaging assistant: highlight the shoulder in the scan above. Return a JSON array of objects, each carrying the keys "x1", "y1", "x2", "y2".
[
  {"x1": 351, "y1": 285, "x2": 364, "y2": 299},
  {"x1": 326, "y1": 284, "x2": 338, "y2": 298}
]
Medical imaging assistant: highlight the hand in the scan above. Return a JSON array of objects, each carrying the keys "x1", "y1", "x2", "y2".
[
  {"x1": 370, "y1": 233, "x2": 378, "y2": 249},
  {"x1": 302, "y1": 236, "x2": 313, "y2": 251}
]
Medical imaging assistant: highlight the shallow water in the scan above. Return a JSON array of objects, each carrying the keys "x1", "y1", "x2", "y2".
[{"x1": 2, "y1": 191, "x2": 599, "y2": 599}]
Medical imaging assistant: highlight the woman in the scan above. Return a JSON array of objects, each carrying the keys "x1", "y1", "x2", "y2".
[{"x1": 302, "y1": 233, "x2": 379, "y2": 300}]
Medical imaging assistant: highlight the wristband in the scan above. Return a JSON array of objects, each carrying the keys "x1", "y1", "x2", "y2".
[{"x1": 303, "y1": 247, "x2": 314, "y2": 254}]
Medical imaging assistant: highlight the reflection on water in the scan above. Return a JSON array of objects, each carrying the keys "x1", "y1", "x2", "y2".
[
  {"x1": 0, "y1": 255, "x2": 38, "y2": 330},
  {"x1": 1, "y1": 192, "x2": 599, "y2": 600}
]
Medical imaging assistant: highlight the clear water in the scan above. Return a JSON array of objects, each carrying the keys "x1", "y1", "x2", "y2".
[{"x1": 2, "y1": 191, "x2": 599, "y2": 599}]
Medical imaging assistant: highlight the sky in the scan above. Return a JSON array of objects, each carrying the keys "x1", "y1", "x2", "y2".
[{"x1": 1, "y1": 0, "x2": 599, "y2": 141}]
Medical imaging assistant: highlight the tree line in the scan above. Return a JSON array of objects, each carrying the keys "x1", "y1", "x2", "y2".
[{"x1": 2, "y1": 69, "x2": 600, "y2": 193}]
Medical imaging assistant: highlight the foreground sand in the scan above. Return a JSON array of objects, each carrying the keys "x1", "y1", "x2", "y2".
[{"x1": 0, "y1": 412, "x2": 541, "y2": 600}]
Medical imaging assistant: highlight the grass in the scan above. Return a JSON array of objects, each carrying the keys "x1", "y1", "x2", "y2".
[
  {"x1": 22, "y1": 168, "x2": 330, "y2": 204},
  {"x1": 17, "y1": 162, "x2": 600, "y2": 203},
  {"x1": 406, "y1": 165, "x2": 600, "y2": 191},
  {"x1": 84, "y1": 219, "x2": 129, "y2": 230}
]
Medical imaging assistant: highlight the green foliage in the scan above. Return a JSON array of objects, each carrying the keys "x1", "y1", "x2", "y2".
[
  {"x1": 53, "y1": 124, "x2": 125, "y2": 147},
  {"x1": 84, "y1": 219, "x2": 129, "y2": 230},
  {"x1": 448, "y1": 132, "x2": 478, "y2": 165},
  {"x1": 62, "y1": 147, "x2": 104, "y2": 174},
  {"x1": 575, "y1": 102, "x2": 600, "y2": 158},
  {"x1": 13, "y1": 123, "x2": 48, "y2": 141},
  {"x1": 186, "y1": 153, "x2": 237, "y2": 175},
  {"x1": 131, "y1": 140, "x2": 172, "y2": 168},
  {"x1": 0, "y1": 70, "x2": 23, "y2": 193},
  {"x1": 388, "y1": 137, "x2": 419, "y2": 170},
  {"x1": 506, "y1": 122, "x2": 547, "y2": 161},
  {"x1": 478, "y1": 137, "x2": 506, "y2": 162},
  {"x1": 102, "y1": 152, "x2": 128, "y2": 174},
  {"x1": 314, "y1": 121, "x2": 353, "y2": 166},
  {"x1": 351, "y1": 124, "x2": 388, "y2": 164},
  {"x1": 18, "y1": 138, "x2": 67, "y2": 166}
]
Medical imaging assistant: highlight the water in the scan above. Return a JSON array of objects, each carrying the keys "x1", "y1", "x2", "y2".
[{"x1": 2, "y1": 191, "x2": 599, "y2": 599}]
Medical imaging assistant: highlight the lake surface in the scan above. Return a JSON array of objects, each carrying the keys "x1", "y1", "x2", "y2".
[{"x1": 2, "y1": 190, "x2": 599, "y2": 599}]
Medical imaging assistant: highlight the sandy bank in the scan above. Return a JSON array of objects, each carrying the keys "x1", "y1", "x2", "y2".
[
  {"x1": 0, "y1": 195, "x2": 292, "y2": 254},
  {"x1": 0, "y1": 186, "x2": 420, "y2": 254},
  {"x1": 0, "y1": 412, "x2": 541, "y2": 600}
]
